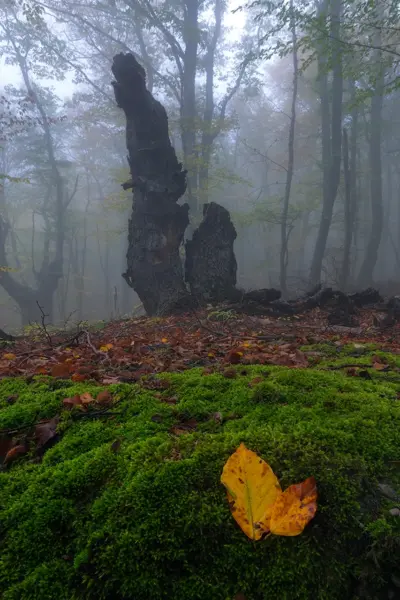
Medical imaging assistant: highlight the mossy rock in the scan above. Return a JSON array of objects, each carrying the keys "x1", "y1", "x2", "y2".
[{"x1": 0, "y1": 367, "x2": 399, "y2": 600}]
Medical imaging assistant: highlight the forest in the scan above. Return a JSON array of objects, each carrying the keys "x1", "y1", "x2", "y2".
[
  {"x1": 0, "y1": 0, "x2": 399, "y2": 328},
  {"x1": 0, "y1": 1, "x2": 399, "y2": 600}
]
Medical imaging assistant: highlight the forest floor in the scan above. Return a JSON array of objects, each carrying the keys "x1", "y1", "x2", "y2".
[
  {"x1": 0, "y1": 306, "x2": 399, "y2": 599},
  {"x1": 1, "y1": 305, "x2": 400, "y2": 383}
]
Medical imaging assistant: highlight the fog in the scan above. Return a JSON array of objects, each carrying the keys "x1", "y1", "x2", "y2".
[{"x1": 1, "y1": 0, "x2": 399, "y2": 330}]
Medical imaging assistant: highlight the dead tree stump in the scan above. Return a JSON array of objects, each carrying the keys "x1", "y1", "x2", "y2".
[
  {"x1": 111, "y1": 52, "x2": 193, "y2": 315},
  {"x1": 185, "y1": 202, "x2": 238, "y2": 303}
]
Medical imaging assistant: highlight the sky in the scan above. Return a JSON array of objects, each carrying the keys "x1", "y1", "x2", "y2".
[{"x1": 0, "y1": 0, "x2": 244, "y2": 101}]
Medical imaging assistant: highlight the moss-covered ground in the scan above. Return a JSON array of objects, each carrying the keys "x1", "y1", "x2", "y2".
[{"x1": 0, "y1": 353, "x2": 399, "y2": 599}]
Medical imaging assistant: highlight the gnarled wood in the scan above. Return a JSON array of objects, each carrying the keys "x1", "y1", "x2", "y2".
[
  {"x1": 185, "y1": 202, "x2": 237, "y2": 303},
  {"x1": 112, "y1": 52, "x2": 193, "y2": 315}
]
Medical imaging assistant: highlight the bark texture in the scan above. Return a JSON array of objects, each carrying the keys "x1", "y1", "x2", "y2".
[
  {"x1": 111, "y1": 52, "x2": 193, "y2": 315},
  {"x1": 185, "y1": 202, "x2": 237, "y2": 303}
]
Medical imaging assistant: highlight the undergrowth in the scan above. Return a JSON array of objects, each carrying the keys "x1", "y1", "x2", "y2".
[{"x1": 0, "y1": 366, "x2": 399, "y2": 600}]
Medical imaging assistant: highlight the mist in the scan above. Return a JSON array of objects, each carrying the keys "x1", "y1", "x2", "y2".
[{"x1": 1, "y1": 0, "x2": 399, "y2": 330}]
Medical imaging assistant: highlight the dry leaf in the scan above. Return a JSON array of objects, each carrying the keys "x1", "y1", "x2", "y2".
[
  {"x1": 35, "y1": 417, "x2": 59, "y2": 450},
  {"x1": 63, "y1": 395, "x2": 82, "y2": 409},
  {"x1": 100, "y1": 343, "x2": 113, "y2": 352},
  {"x1": 221, "y1": 443, "x2": 282, "y2": 540},
  {"x1": 96, "y1": 390, "x2": 112, "y2": 404},
  {"x1": 4, "y1": 444, "x2": 28, "y2": 464},
  {"x1": 51, "y1": 363, "x2": 70, "y2": 378},
  {"x1": 269, "y1": 476, "x2": 318, "y2": 536},
  {"x1": 3, "y1": 353, "x2": 16, "y2": 361},
  {"x1": 80, "y1": 392, "x2": 95, "y2": 405}
]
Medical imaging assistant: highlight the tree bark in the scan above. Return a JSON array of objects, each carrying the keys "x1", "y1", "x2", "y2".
[
  {"x1": 185, "y1": 202, "x2": 237, "y2": 303},
  {"x1": 112, "y1": 52, "x2": 194, "y2": 315},
  {"x1": 280, "y1": 0, "x2": 298, "y2": 298},
  {"x1": 309, "y1": 0, "x2": 343, "y2": 286},
  {"x1": 340, "y1": 127, "x2": 352, "y2": 290},
  {"x1": 357, "y1": 60, "x2": 384, "y2": 287}
]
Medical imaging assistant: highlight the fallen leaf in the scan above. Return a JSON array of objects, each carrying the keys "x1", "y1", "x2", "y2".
[
  {"x1": 226, "y1": 351, "x2": 243, "y2": 365},
  {"x1": 220, "y1": 443, "x2": 282, "y2": 540},
  {"x1": 35, "y1": 417, "x2": 59, "y2": 450},
  {"x1": 269, "y1": 476, "x2": 318, "y2": 536},
  {"x1": 96, "y1": 390, "x2": 112, "y2": 404},
  {"x1": 80, "y1": 392, "x2": 95, "y2": 405},
  {"x1": 3, "y1": 353, "x2": 16, "y2": 361},
  {"x1": 71, "y1": 373, "x2": 87, "y2": 382},
  {"x1": 51, "y1": 363, "x2": 71, "y2": 378},
  {"x1": 63, "y1": 395, "x2": 82, "y2": 409},
  {"x1": 100, "y1": 343, "x2": 113, "y2": 352},
  {"x1": 170, "y1": 418, "x2": 197, "y2": 436},
  {"x1": 4, "y1": 444, "x2": 28, "y2": 464}
]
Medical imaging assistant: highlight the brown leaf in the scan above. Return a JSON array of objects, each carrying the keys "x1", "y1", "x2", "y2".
[
  {"x1": 51, "y1": 363, "x2": 71, "y2": 378},
  {"x1": 4, "y1": 444, "x2": 28, "y2": 464},
  {"x1": 63, "y1": 395, "x2": 82, "y2": 409},
  {"x1": 35, "y1": 417, "x2": 59, "y2": 449},
  {"x1": 80, "y1": 392, "x2": 95, "y2": 405},
  {"x1": 226, "y1": 351, "x2": 243, "y2": 365},
  {"x1": 71, "y1": 373, "x2": 87, "y2": 382},
  {"x1": 96, "y1": 390, "x2": 112, "y2": 404},
  {"x1": 170, "y1": 418, "x2": 197, "y2": 436},
  {"x1": 222, "y1": 367, "x2": 237, "y2": 379}
]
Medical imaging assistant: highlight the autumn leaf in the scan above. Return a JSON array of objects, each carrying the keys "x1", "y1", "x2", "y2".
[
  {"x1": 4, "y1": 444, "x2": 28, "y2": 464},
  {"x1": 51, "y1": 363, "x2": 71, "y2": 378},
  {"x1": 71, "y1": 373, "x2": 87, "y2": 382},
  {"x1": 63, "y1": 395, "x2": 83, "y2": 409},
  {"x1": 96, "y1": 390, "x2": 112, "y2": 404},
  {"x1": 269, "y1": 476, "x2": 318, "y2": 536},
  {"x1": 80, "y1": 392, "x2": 95, "y2": 405},
  {"x1": 221, "y1": 443, "x2": 282, "y2": 540},
  {"x1": 3, "y1": 353, "x2": 16, "y2": 361},
  {"x1": 100, "y1": 343, "x2": 113, "y2": 352},
  {"x1": 35, "y1": 417, "x2": 59, "y2": 450}
]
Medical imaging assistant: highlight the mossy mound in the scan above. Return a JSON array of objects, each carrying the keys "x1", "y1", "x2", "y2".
[{"x1": 0, "y1": 367, "x2": 399, "y2": 600}]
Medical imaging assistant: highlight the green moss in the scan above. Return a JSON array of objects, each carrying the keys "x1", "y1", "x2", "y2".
[{"x1": 0, "y1": 368, "x2": 399, "y2": 600}]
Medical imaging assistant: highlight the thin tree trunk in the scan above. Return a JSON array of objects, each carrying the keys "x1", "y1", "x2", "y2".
[
  {"x1": 340, "y1": 127, "x2": 352, "y2": 290},
  {"x1": 180, "y1": 0, "x2": 200, "y2": 216},
  {"x1": 309, "y1": 0, "x2": 343, "y2": 285},
  {"x1": 280, "y1": 0, "x2": 298, "y2": 297},
  {"x1": 357, "y1": 48, "x2": 384, "y2": 286}
]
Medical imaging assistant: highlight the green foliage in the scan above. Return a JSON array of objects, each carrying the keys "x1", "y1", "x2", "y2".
[{"x1": 0, "y1": 367, "x2": 399, "y2": 599}]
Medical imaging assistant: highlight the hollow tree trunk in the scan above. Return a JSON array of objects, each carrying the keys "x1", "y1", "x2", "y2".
[{"x1": 111, "y1": 52, "x2": 194, "y2": 315}]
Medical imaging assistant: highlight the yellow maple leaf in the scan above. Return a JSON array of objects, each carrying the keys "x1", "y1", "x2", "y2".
[
  {"x1": 269, "y1": 477, "x2": 318, "y2": 536},
  {"x1": 220, "y1": 443, "x2": 282, "y2": 540}
]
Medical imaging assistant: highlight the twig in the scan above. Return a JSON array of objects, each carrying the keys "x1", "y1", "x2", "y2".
[{"x1": 36, "y1": 301, "x2": 53, "y2": 347}]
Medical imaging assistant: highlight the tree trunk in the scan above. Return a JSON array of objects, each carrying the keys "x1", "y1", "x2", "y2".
[
  {"x1": 357, "y1": 59, "x2": 384, "y2": 287},
  {"x1": 180, "y1": 0, "x2": 200, "y2": 216},
  {"x1": 309, "y1": 0, "x2": 343, "y2": 286},
  {"x1": 112, "y1": 52, "x2": 194, "y2": 315},
  {"x1": 339, "y1": 127, "x2": 352, "y2": 290},
  {"x1": 185, "y1": 202, "x2": 237, "y2": 303},
  {"x1": 280, "y1": 0, "x2": 298, "y2": 298},
  {"x1": 349, "y1": 81, "x2": 359, "y2": 281}
]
